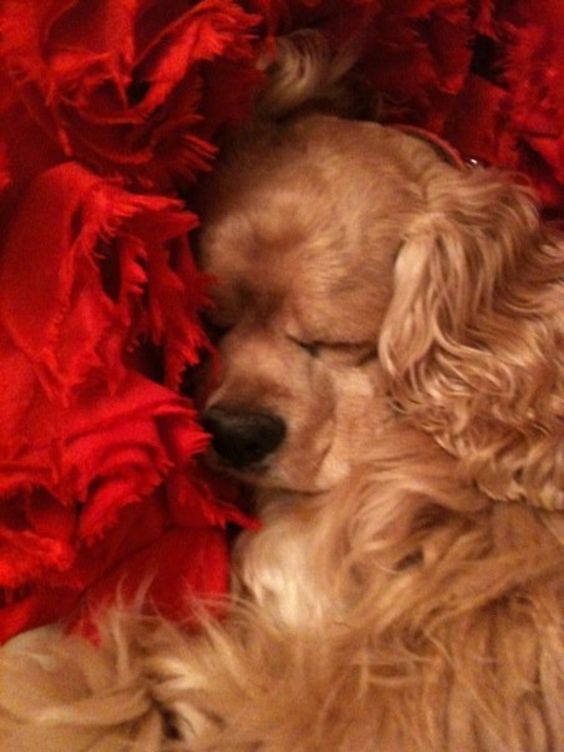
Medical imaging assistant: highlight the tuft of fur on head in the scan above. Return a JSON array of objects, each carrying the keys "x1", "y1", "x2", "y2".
[{"x1": 255, "y1": 30, "x2": 377, "y2": 122}]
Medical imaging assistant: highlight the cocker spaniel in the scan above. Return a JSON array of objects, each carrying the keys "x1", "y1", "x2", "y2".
[{"x1": 1, "y1": 36, "x2": 564, "y2": 752}]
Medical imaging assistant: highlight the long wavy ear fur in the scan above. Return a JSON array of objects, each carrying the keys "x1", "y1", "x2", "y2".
[{"x1": 379, "y1": 164, "x2": 564, "y2": 510}]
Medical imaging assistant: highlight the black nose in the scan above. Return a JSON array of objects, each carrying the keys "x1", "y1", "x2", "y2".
[{"x1": 201, "y1": 406, "x2": 286, "y2": 469}]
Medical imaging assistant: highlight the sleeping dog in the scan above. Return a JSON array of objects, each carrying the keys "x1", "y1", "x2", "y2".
[{"x1": 1, "y1": 35, "x2": 564, "y2": 752}]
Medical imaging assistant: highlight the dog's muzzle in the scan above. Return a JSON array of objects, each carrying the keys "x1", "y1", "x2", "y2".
[{"x1": 201, "y1": 406, "x2": 287, "y2": 469}]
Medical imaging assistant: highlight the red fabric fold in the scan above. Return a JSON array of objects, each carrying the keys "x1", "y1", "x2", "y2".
[
  {"x1": 0, "y1": 0, "x2": 261, "y2": 189},
  {"x1": 0, "y1": 157, "x2": 248, "y2": 641},
  {"x1": 0, "y1": 162, "x2": 211, "y2": 397}
]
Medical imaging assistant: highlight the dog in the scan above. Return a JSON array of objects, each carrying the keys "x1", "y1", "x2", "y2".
[{"x1": 1, "y1": 37, "x2": 564, "y2": 752}]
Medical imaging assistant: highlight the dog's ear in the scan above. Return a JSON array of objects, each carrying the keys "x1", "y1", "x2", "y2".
[
  {"x1": 380, "y1": 167, "x2": 541, "y2": 377},
  {"x1": 379, "y1": 166, "x2": 564, "y2": 510}
]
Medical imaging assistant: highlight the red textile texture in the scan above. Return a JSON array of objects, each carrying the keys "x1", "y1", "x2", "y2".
[{"x1": 0, "y1": 0, "x2": 562, "y2": 643}]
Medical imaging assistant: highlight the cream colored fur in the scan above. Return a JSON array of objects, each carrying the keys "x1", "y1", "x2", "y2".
[{"x1": 1, "y1": 35, "x2": 564, "y2": 752}]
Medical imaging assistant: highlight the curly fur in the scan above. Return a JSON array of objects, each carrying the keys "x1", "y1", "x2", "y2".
[
  {"x1": 1, "y1": 34, "x2": 564, "y2": 752},
  {"x1": 380, "y1": 160, "x2": 564, "y2": 510}
]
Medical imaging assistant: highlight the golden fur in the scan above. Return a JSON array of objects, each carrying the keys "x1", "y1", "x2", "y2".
[{"x1": 1, "y1": 37, "x2": 564, "y2": 752}]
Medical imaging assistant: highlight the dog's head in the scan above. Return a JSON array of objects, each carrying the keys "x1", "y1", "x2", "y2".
[
  {"x1": 197, "y1": 114, "x2": 564, "y2": 506},
  {"x1": 197, "y1": 117, "x2": 413, "y2": 491}
]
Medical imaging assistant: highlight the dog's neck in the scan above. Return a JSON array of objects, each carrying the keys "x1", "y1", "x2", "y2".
[{"x1": 233, "y1": 484, "x2": 338, "y2": 628}]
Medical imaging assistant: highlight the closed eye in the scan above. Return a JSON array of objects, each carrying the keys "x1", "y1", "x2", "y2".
[
  {"x1": 291, "y1": 337, "x2": 321, "y2": 357},
  {"x1": 289, "y1": 336, "x2": 378, "y2": 364}
]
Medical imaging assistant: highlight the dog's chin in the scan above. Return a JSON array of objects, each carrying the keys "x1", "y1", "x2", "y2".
[
  {"x1": 204, "y1": 451, "x2": 268, "y2": 481},
  {"x1": 203, "y1": 450, "x2": 331, "y2": 495}
]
